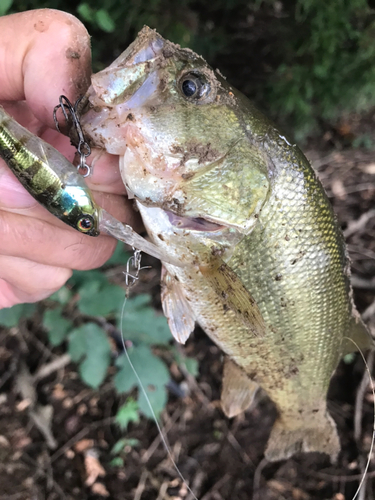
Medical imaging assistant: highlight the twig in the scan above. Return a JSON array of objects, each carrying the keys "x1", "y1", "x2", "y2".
[
  {"x1": 156, "y1": 480, "x2": 170, "y2": 500},
  {"x1": 201, "y1": 473, "x2": 231, "y2": 500},
  {"x1": 185, "y1": 470, "x2": 206, "y2": 500},
  {"x1": 50, "y1": 416, "x2": 116, "y2": 462},
  {"x1": 354, "y1": 351, "x2": 375, "y2": 500},
  {"x1": 134, "y1": 470, "x2": 149, "y2": 500},
  {"x1": 351, "y1": 276, "x2": 375, "y2": 290},
  {"x1": 141, "y1": 407, "x2": 181, "y2": 463},
  {"x1": 253, "y1": 458, "x2": 269, "y2": 500},
  {"x1": 33, "y1": 354, "x2": 71, "y2": 382},
  {"x1": 344, "y1": 209, "x2": 375, "y2": 238},
  {"x1": 363, "y1": 300, "x2": 375, "y2": 322},
  {"x1": 354, "y1": 351, "x2": 374, "y2": 442}
]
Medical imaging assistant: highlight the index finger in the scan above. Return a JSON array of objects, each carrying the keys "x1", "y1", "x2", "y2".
[{"x1": 0, "y1": 9, "x2": 91, "y2": 127}]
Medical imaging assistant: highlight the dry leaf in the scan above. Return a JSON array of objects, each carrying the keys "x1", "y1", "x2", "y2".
[
  {"x1": 91, "y1": 482, "x2": 110, "y2": 497},
  {"x1": 16, "y1": 399, "x2": 32, "y2": 411},
  {"x1": 65, "y1": 449, "x2": 75, "y2": 459},
  {"x1": 361, "y1": 163, "x2": 375, "y2": 174},
  {"x1": 52, "y1": 384, "x2": 68, "y2": 400},
  {"x1": 75, "y1": 439, "x2": 94, "y2": 453},
  {"x1": 84, "y1": 450, "x2": 106, "y2": 486},
  {"x1": 331, "y1": 178, "x2": 346, "y2": 199}
]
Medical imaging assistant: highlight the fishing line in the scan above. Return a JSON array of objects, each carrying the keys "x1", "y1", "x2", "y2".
[
  {"x1": 120, "y1": 251, "x2": 199, "y2": 500},
  {"x1": 344, "y1": 337, "x2": 375, "y2": 500}
]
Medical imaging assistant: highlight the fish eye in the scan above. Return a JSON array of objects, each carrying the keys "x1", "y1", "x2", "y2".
[
  {"x1": 77, "y1": 215, "x2": 94, "y2": 233},
  {"x1": 179, "y1": 72, "x2": 210, "y2": 100}
]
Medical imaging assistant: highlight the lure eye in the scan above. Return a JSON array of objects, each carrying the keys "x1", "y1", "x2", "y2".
[
  {"x1": 179, "y1": 73, "x2": 210, "y2": 100},
  {"x1": 77, "y1": 216, "x2": 94, "y2": 233}
]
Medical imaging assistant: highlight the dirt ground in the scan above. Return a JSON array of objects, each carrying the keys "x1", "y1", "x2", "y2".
[{"x1": 1, "y1": 119, "x2": 375, "y2": 500}]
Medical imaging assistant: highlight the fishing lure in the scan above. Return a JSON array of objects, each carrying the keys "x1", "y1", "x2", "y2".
[{"x1": 0, "y1": 104, "x2": 181, "y2": 265}]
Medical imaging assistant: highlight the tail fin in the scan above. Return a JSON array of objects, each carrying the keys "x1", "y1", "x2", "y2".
[{"x1": 265, "y1": 411, "x2": 340, "y2": 462}]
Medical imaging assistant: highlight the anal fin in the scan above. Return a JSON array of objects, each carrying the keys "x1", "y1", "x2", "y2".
[
  {"x1": 342, "y1": 314, "x2": 374, "y2": 356},
  {"x1": 161, "y1": 266, "x2": 196, "y2": 344},
  {"x1": 221, "y1": 357, "x2": 259, "y2": 418}
]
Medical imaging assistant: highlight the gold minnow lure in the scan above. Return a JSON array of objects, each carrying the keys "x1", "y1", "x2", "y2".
[{"x1": 0, "y1": 105, "x2": 182, "y2": 265}]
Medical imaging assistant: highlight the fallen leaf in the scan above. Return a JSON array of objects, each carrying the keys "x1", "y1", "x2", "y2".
[
  {"x1": 84, "y1": 450, "x2": 106, "y2": 486},
  {"x1": 331, "y1": 178, "x2": 346, "y2": 199},
  {"x1": 52, "y1": 384, "x2": 68, "y2": 400},
  {"x1": 75, "y1": 439, "x2": 95, "y2": 453},
  {"x1": 361, "y1": 163, "x2": 375, "y2": 174},
  {"x1": 16, "y1": 399, "x2": 32, "y2": 411},
  {"x1": 91, "y1": 482, "x2": 110, "y2": 497}
]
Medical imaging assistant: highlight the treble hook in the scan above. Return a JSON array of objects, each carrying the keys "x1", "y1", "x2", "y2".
[
  {"x1": 53, "y1": 95, "x2": 92, "y2": 177},
  {"x1": 124, "y1": 249, "x2": 151, "y2": 287}
]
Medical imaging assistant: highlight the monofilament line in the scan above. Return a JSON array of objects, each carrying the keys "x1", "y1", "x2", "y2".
[
  {"x1": 120, "y1": 290, "x2": 199, "y2": 500},
  {"x1": 344, "y1": 337, "x2": 375, "y2": 500}
]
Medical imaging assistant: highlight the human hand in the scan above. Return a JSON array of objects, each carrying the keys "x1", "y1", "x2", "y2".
[{"x1": 0, "y1": 9, "x2": 139, "y2": 308}]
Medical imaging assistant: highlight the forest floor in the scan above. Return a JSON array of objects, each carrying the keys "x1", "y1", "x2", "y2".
[{"x1": 0, "y1": 111, "x2": 375, "y2": 500}]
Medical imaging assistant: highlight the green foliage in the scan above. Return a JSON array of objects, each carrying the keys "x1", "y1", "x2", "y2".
[
  {"x1": 109, "y1": 436, "x2": 140, "y2": 467},
  {"x1": 261, "y1": 0, "x2": 375, "y2": 140},
  {"x1": 0, "y1": 0, "x2": 13, "y2": 16},
  {"x1": 115, "y1": 344, "x2": 170, "y2": 419},
  {"x1": 43, "y1": 307, "x2": 73, "y2": 346},
  {"x1": 0, "y1": 303, "x2": 35, "y2": 327},
  {"x1": 69, "y1": 323, "x2": 111, "y2": 388},
  {"x1": 115, "y1": 398, "x2": 140, "y2": 429},
  {"x1": 0, "y1": 242, "x2": 197, "y2": 430},
  {"x1": 6, "y1": 1, "x2": 375, "y2": 137},
  {"x1": 116, "y1": 294, "x2": 171, "y2": 345}
]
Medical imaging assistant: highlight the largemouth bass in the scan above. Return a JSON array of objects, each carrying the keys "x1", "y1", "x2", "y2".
[
  {"x1": 78, "y1": 27, "x2": 373, "y2": 461},
  {"x1": 0, "y1": 105, "x2": 181, "y2": 265}
]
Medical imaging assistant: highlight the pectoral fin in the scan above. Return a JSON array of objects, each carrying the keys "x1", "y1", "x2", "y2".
[
  {"x1": 199, "y1": 257, "x2": 266, "y2": 338},
  {"x1": 161, "y1": 267, "x2": 196, "y2": 344},
  {"x1": 221, "y1": 357, "x2": 258, "y2": 418},
  {"x1": 342, "y1": 314, "x2": 374, "y2": 356}
]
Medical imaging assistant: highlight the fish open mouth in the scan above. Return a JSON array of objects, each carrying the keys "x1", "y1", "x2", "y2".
[{"x1": 166, "y1": 211, "x2": 224, "y2": 232}]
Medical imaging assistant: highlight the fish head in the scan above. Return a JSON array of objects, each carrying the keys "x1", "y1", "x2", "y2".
[{"x1": 80, "y1": 27, "x2": 270, "y2": 256}]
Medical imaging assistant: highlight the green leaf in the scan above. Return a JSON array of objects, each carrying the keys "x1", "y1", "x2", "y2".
[
  {"x1": 77, "y1": 3, "x2": 94, "y2": 22},
  {"x1": 171, "y1": 346, "x2": 199, "y2": 377},
  {"x1": 114, "y1": 344, "x2": 170, "y2": 418},
  {"x1": 111, "y1": 438, "x2": 139, "y2": 455},
  {"x1": 105, "y1": 242, "x2": 131, "y2": 266},
  {"x1": 115, "y1": 398, "x2": 140, "y2": 430},
  {"x1": 69, "y1": 270, "x2": 107, "y2": 289},
  {"x1": 343, "y1": 353, "x2": 356, "y2": 364},
  {"x1": 138, "y1": 383, "x2": 168, "y2": 419},
  {"x1": 68, "y1": 323, "x2": 111, "y2": 388},
  {"x1": 184, "y1": 357, "x2": 199, "y2": 377},
  {"x1": 109, "y1": 457, "x2": 124, "y2": 467},
  {"x1": 0, "y1": 303, "x2": 35, "y2": 328},
  {"x1": 49, "y1": 287, "x2": 72, "y2": 305},
  {"x1": 116, "y1": 294, "x2": 171, "y2": 345},
  {"x1": 77, "y1": 280, "x2": 125, "y2": 317},
  {"x1": 43, "y1": 307, "x2": 73, "y2": 346},
  {"x1": 95, "y1": 9, "x2": 115, "y2": 33},
  {"x1": 0, "y1": 0, "x2": 13, "y2": 16}
]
